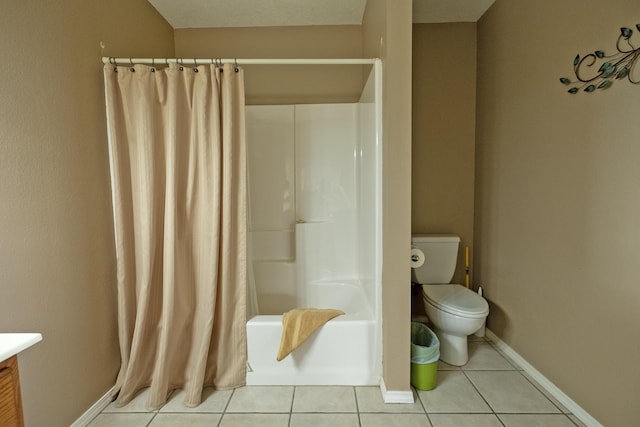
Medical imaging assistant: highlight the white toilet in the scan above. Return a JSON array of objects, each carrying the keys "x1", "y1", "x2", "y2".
[{"x1": 411, "y1": 234, "x2": 489, "y2": 366}]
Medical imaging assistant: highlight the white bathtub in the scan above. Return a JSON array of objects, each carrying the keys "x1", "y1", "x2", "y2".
[{"x1": 246, "y1": 281, "x2": 379, "y2": 385}]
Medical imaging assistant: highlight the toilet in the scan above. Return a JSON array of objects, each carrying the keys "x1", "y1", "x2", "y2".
[{"x1": 411, "y1": 234, "x2": 489, "y2": 366}]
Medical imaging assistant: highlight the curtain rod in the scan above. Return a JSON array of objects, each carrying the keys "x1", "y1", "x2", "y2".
[{"x1": 102, "y1": 57, "x2": 378, "y2": 66}]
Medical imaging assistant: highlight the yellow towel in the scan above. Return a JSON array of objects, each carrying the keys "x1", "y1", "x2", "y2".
[{"x1": 276, "y1": 308, "x2": 345, "y2": 361}]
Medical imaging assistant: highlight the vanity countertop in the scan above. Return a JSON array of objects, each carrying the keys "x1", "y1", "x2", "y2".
[{"x1": 0, "y1": 333, "x2": 42, "y2": 363}]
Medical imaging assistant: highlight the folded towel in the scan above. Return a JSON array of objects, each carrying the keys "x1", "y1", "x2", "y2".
[{"x1": 276, "y1": 308, "x2": 345, "y2": 361}]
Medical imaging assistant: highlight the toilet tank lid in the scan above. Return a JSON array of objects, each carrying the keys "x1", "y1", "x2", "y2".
[{"x1": 412, "y1": 234, "x2": 460, "y2": 243}]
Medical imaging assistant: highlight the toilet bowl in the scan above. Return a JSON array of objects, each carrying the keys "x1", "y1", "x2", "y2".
[
  {"x1": 422, "y1": 284, "x2": 489, "y2": 366},
  {"x1": 411, "y1": 234, "x2": 490, "y2": 367}
]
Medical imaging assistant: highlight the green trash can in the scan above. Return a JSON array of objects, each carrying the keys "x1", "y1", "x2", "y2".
[{"x1": 410, "y1": 322, "x2": 440, "y2": 391}]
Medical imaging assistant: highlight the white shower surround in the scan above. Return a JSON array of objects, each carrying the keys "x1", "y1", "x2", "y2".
[
  {"x1": 247, "y1": 281, "x2": 376, "y2": 385},
  {"x1": 245, "y1": 63, "x2": 382, "y2": 385}
]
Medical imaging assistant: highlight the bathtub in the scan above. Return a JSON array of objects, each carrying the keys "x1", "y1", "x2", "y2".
[{"x1": 246, "y1": 281, "x2": 379, "y2": 385}]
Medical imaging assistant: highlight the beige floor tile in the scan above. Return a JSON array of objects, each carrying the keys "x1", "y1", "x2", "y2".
[
  {"x1": 417, "y1": 371, "x2": 491, "y2": 413},
  {"x1": 360, "y1": 413, "x2": 432, "y2": 427},
  {"x1": 437, "y1": 360, "x2": 461, "y2": 371},
  {"x1": 93, "y1": 373, "x2": 585, "y2": 426},
  {"x1": 218, "y1": 413, "x2": 290, "y2": 427},
  {"x1": 290, "y1": 413, "x2": 360, "y2": 427},
  {"x1": 149, "y1": 413, "x2": 222, "y2": 426},
  {"x1": 159, "y1": 388, "x2": 232, "y2": 412},
  {"x1": 87, "y1": 413, "x2": 155, "y2": 427},
  {"x1": 498, "y1": 414, "x2": 577, "y2": 426},
  {"x1": 466, "y1": 371, "x2": 560, "y2": 413},
  {"x1": 102, "y1": 388, "x2": 158, "y2": 413},
  {"x1": 520, "y1": 371, "x2": 571, "y2": 413},
  {"x1": 355, "y1": 386, "x2": 424, "y2": 413},
  {"x1": 292, "y1": 386, "x2": 357, "y2": 412},
  {"x1": 226, "y1": 386, "x2": 294, "y2": 413},
  {"x1": 429, "y1": 413, "x2": 503, "y2": 427},
  {"x1": 487, "y1": 342, "x2": 524, "y2": 370},
  {"x1": 462, "y1": 342, "x2": 517, "y2": 371}
]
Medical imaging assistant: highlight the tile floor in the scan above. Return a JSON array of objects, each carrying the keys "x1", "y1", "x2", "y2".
[{"x1": 88, "y1": 337, "x2": 587, "y2": 427}]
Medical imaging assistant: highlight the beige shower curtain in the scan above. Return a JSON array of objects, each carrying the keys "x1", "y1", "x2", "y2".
[{"x1": 103, "y1": 62, "x2": 246, "y2": 409}]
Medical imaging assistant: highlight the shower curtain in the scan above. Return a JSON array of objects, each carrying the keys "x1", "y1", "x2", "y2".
[{"x1": 103, "y1": 62, "x2": 246, "y2": 409}]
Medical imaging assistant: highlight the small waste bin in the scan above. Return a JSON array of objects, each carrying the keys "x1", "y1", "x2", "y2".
[{"x1": 410, "y1": 322, "x2": 440, "y2": 391}]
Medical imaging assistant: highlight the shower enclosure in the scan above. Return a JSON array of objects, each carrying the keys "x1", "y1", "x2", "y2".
[{"x1": 245, "y1": 62, "x2": 382, "y2": 385}]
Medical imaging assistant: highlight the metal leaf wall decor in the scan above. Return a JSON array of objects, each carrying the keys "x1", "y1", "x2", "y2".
[{"x1": 560, "y1": 25, "x2": 640, "y2": 94}]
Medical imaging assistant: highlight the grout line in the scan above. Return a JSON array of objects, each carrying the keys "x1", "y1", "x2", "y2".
[
  {"x1": 144, "y1": 411, "x2": 157, "y2": 427},
  {"x1": 466, "y1": 336, "x2": 567, "y2": 416},
  {"x1": 413, "y1": 386, "x2": 427, "y2": 414},
  {"x1": 216, "y1": 388, "x2": 235, "y2": 427},
  {"x1": 495, "y1": 412, "x2": 508, "y2": 427},
  {"x1": 289, "y1": 411, "x2": 364, "y2": 414},
  {"x1": 495, "y1": 412, "x2": 582, "y2": 415},
  {"x1": 485, "y1": 330, "x2": 602, "y2": 427},
  {"x1": 461, "y1": 369, "x2": 497, "y2": 415},
  {"x1": 516, "y1": 370, "x2": 569, "y2": 414},
  {"x1": 223, "y1": 388, "x2": 235, "y2": 412},
  {"x1": 518, "y1": 370, "x2": 572, "y2": 414},
  {"x1": 89, "y1": 339, "x2": 593, "y2": 426},
  {"x1": 426, "y1": 412, "x2": 434, "y2": 425},
  {"x1": 353, "y1": 387, "x2": 362, "y2": 427},
  {"x1": 288, "y1": 386, "x2": 296, "y2": 427},
  {"x1": 463, "y1": 369, "x2": 572, "y2": 416},
  {"x1": 485, "y1": 340, "x2": 524, "y2": 371}
]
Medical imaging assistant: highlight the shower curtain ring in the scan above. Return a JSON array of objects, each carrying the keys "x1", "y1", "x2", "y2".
[{"x1": 234, "y1": 58, "x2": 239, "y2": 72}]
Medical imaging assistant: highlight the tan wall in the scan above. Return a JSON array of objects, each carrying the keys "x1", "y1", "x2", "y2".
[
  {"x1": 412, "y1": 23, "x2": 477, "y2": 285},
  {"x1": 174, "y1": 26, "x2": 364, "y2": 104},
  {"x1": 476, "y1": 0, "x2": 640, "y2": 425},
  {"x1": 0, "y1": 1, "x2": 173, "y2": 425},
  {"x1": 363, "y1": 0, "x2": 413, "y2": 391}
]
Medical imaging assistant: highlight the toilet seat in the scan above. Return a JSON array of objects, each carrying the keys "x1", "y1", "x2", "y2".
[{"x1": 422, "y1": 284, "x2": 489, "y2": 319}]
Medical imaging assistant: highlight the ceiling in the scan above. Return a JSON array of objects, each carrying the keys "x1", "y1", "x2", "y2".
[
  {"x1": 147, "y1": 0, "x2": 496, "y2": 29},
  {"x1": 413, "y1": 0, "x2": 496, "y2": 24}
]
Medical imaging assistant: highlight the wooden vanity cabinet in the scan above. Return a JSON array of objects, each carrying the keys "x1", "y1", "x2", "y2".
[{"x1": 0, "y1": 355, "x2": 24, "y2": 427}]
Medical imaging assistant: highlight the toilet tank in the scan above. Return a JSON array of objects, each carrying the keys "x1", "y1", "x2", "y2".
[{"x1": 411, "y1": 234, "x2": 460, "y2": 284}]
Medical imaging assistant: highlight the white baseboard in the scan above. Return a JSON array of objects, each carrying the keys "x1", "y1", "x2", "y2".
[
  {"x1": 70, "y1": 386, "x2": 115, "y2": 427},
  {"x1": 379, "y1": 377, "x2": 415, "y2": 404},
  {"x1": 485, "y1": 329, "x2": 603, "y2": 427}
]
